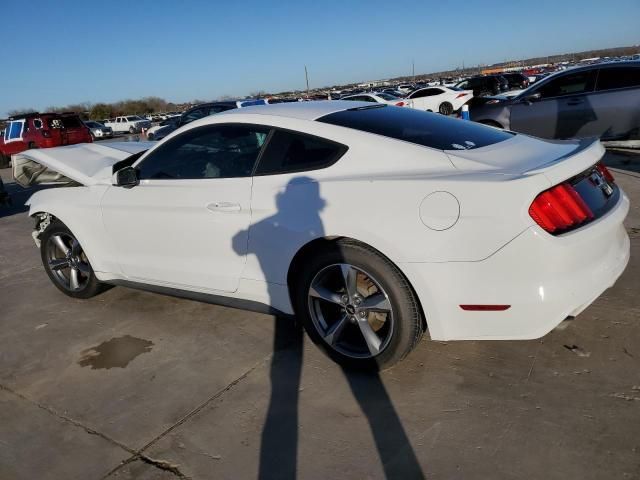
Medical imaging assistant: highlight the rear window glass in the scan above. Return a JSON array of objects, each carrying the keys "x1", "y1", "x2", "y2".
[{"x1": 317, "y1": 105, "x2": 513, "y2": 150}]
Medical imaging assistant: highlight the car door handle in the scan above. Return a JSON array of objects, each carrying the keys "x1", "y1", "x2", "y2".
[
  {"x1": 566, "y1": 99, "x2": 583, "y2": 106},
  {"x1": 206, "y1": 202, "x2": 241, "y2": 213}
]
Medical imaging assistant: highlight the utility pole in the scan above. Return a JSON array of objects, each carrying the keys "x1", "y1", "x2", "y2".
[
  {"x1": 412, "y1": 59, "x2": 415, "y2": 81},
  {"x1": 304, "y1": 65, "x2": 310, "y2": 98}
]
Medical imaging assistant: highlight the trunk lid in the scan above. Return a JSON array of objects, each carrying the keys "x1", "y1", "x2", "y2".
[
  {"x1": 445, "y1": 134, "x2": 604, "y2": 183},
  {"x1": 13, "y1": 142, "x2": 153, "y2": 187}
]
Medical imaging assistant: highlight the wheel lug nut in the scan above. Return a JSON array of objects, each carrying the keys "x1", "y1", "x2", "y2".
[{"x1": 360, "y1": 311, "x2": 367, "y2": 318}]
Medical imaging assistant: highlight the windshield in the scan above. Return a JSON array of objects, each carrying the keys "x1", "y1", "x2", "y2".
[
  {"x1": 127, "y1": 116, "x2": 143, "y2": 121},
  {"x1": 318, "y1": 105, "x2": 513, "y2": 151}
]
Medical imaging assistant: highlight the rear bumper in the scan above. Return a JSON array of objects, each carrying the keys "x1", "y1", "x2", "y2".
[{"x1": 401, "y1": 190, "x2": 630, "y2": 341}]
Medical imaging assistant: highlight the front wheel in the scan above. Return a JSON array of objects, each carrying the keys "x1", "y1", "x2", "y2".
[
  {"x1": 438, "y1": 102, "x2": 453, "y2": 115},
  {"x1": 294, "y1": 240, "x2": 424, "y2": 370},
  {"x1": 40, "y1": 220, "x2": 107, "y2": 299},
  {"x1": 129, "y1": 127, "x2": 135, "y2": 134}
]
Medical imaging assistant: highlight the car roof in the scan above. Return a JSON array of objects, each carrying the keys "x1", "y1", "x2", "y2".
[{"x1": 218, "y1": 100, "x2": 370, "y2": 121}]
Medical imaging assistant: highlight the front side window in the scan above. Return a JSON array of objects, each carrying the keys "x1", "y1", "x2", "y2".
[
  {"x1": 596, "y1": 67, "x2": 640, "y2": 91},
  {"x1": 536, "y1": 70, "x2": 597, "y2": 99},
  {"x1": 254, "y1": 130, "x2": 347, "y2": 176},
  {"x1": 137, "y1": 125, "x2": 270, "y2": 180}
]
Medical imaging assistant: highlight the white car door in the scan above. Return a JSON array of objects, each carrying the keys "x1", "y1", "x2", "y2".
[
  {"x1": 101, "y1": 123, "x2": 270, "y2": 293},
  {"x1": 408, "y1": 88, "x2": 445, "y2": 111}
]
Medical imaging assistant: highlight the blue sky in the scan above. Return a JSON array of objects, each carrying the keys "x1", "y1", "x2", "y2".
[{"x1": 1, "y1": 0, "x2": 638, "y2": 116}]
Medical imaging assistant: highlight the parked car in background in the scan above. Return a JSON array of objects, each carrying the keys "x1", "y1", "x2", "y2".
[
  {"x1": 501, "y1": 72, "x2": 530, "y2": 90},
  {"x1": 0, "y1": 112, "x2": 92, "y2": 168},
  {"x1": 396, "y1": 84, "x2": 415, "y2": 95},
  {"x1": 84, "y1": 121, "x2": 113, "y2": 140},
  {"x1": 151, "y1": 99, "x2": 269, "y2": 141},
  {"x1": 15, "y1": 101, "x2": 629, "y2": 369},
  {"x1": 406, "y1": 86, "x2": 473, "y2": 115},
  {"x1": 146, "y1": 117, "x2": 180, "y2": 140},
  {"x1": 340, "y1": 92, "x2": 408, "y2": 107},
  {"x1": 380, "y1": 88, "x2": 406, "y2": 97},
  {"x1": 104, "y1": 116, "x2": 151, "y2": 134},
  {"x1": 470, "y1": 61, "x2": 640, "y2": 140},
  {"x1": 455, "y1": 75, "x2": 509, "y2": 96}
]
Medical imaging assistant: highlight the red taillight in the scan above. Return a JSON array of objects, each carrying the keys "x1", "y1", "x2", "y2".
[
  {"x1": 460, "y1": 305, "x2": 511, "y2": 311},
  {"x1": 529, "y1": 182, "x2": 594, "y2": 233},
  {"x1": 596, "y1": 162, "x2": 615, "y2": 184},
  {"x1": 395, "y1": 101, "x2": 405, "y2": 107},
  {"x1": 455, "y1": 93, "x2": 468, "y2": 98}
]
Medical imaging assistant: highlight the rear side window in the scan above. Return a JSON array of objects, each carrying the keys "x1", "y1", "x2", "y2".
[
  {"x1": 61, "y1": 116, "x2": 82, "y2": 129},
  {"x1": 255, "y1": 130, "x2": 347, "y2": 175},
  {"x1": 596, "y1": 67, "x2": 640, "y2": 91},
  {"x1": 317, "y1": 105, "x2": 513, "y2": 151}
]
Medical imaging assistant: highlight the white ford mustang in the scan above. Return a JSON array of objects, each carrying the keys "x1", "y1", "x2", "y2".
[{"x1": 14, "y1": 101, "x2": 630, "y2": 369}]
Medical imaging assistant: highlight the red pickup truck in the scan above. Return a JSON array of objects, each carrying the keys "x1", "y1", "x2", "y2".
[{"x1": 0, "y1": 112, "x2": 92, "y2": 168}]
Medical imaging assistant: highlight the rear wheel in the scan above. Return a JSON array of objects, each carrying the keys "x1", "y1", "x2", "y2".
[
  {"x1": 129, "y1": 127, "x2": 136, "y2": 134},
  {"x1": 439, "y1": 102, "x2": 454, "y2": 115},
  {"x1": 40, "y1": 220, "x2": 107, "y2": 299},
  {"x1": 294, "y1": 240, "x2": 424, "y2": 370}
]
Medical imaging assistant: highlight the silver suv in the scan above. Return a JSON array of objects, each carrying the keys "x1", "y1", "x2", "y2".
[{"x1": 470, "y1": 62, "x2": 640, "y2": 140}]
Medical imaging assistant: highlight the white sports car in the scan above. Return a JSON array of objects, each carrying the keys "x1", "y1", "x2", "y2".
[
  {"x1": 14, "y1": 101, "x2": 629, "y2": 369},
  {"x1": 340, "y1": 92, "x2": 409, "y2": 107},
  {"x1": 407, "y1": 86, "x2": 474, "y2": 115}
]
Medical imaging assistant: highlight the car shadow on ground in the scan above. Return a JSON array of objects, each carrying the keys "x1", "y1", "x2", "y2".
[{"x1": 232, "y1": 175, "x2": 425, "y2": 479}]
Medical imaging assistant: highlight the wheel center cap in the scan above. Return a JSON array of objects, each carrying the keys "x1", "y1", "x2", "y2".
[{"x1": 345, "y1": 304, "x2": 356, "y2": 315}]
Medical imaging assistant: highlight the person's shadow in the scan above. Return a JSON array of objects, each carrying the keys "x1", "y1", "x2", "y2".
[{"x1": 233, "y1": 176, "x2": 425, "y2": 479}]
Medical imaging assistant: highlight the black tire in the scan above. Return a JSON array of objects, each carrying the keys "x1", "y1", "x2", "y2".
[
  {"x1": 293, "y1": 239, "x2": 424, "y2": 370},
  {"x1": 40, "y1": 220, "x2": 107, "y2": 299},
  {"x1": 147, "y1": 132, "x2": 154, "y2": 140},
  {"x1": 129, "y1": 127, "x2": 135, "y2": 134},
  {"x1": 439, "y1": 102, "x2": 454, "y2": 116},
  {"x1": 27, "y1": 142, "x2": 38, "y2": 149},
  {"x1": 0, "y1": 153, "x2": 9, "y2": 169}
]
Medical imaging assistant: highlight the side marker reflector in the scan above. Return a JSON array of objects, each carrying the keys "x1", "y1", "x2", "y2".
[{"x1": 460, "y1": 305, "x2": 511, "y2": 311}]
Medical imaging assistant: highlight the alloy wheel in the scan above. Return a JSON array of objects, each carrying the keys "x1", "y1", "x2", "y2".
[
  {"x1": 308, "y1": 263, "x2": 394, "y2": 359},
  {"x1": 45, "y1": 232, "x2": 91, "y2": 292}
]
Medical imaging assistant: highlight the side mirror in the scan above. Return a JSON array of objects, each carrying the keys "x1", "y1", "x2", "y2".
[{"x1": 113, "y1": 166, "x2": 138, "y2": 188}]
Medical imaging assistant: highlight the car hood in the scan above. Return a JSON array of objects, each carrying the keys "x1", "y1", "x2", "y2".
[{"x1": 13, "y1": 142, "x2": 153, "y2": 187}]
